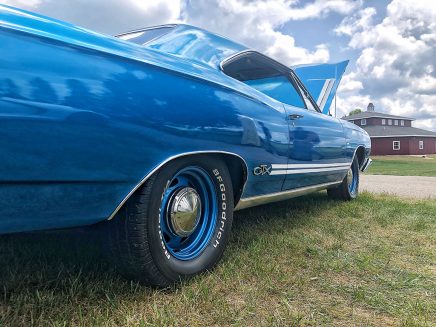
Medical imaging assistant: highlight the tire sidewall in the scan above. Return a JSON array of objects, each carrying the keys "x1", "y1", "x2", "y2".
[{"x1": 146, "y1": 157, "x2": 233, "y2": 281}]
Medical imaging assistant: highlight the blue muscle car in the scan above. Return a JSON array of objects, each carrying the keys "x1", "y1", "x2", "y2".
[{"x1": 0, "y1": 5, "x2": 371, "y2": 286}]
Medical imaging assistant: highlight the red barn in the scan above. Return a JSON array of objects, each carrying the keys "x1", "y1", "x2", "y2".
[{"x1": 343, "y1": 106, "x2": 436, "y2": 156}]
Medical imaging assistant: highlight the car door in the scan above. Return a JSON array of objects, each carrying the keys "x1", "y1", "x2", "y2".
[
  {"x1": 281, "y1": 73, "x2": 348, "y2": 190},
  {"x1": 282, "y1": 104, "x2": 348, "y2": 190},
  {"x1": 236, "y1": 90, "x2": 291, "y2": 198}
]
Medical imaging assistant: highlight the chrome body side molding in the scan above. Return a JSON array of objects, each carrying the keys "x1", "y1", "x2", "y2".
[{"x1": 234, "y1": 181, "x2": 342, "y2": 211}]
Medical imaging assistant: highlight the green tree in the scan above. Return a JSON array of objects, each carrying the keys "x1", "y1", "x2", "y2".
[{"x1": 348, "y1": 108, "x2": 362, "y2": 116}]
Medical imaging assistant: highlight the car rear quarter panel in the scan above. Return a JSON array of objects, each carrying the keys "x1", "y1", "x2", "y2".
[{"x1": 0, "y1": 26, "x2": 289, "y2": 234}]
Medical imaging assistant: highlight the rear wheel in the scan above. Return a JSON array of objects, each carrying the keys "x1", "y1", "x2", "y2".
[
  {"x1": 327, "y1": 156, "x2": 359, "y2": 200},
  {"x1": 106, "y1": 156, "x2": 233, "y2": 287}
]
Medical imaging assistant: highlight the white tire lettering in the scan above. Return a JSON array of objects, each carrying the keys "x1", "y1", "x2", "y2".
[
  {"x1": 158, "y1": 181, "x2": 172, "y2": 260},
  {"x1": 212, "y1": 168, "x2": 228, "y2": 249}
]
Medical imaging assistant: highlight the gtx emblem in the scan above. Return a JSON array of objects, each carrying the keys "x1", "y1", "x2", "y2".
[{"x1": 253, "y1": 165, "x2": 272, "y2": 176}]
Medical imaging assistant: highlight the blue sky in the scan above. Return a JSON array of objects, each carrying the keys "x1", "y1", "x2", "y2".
[
  {"x1": 281, "y1": 0, "x2": 388, "y2": 63},
  {"x1": 4, "y1": 0, "x2": 436, "y2": 131}
]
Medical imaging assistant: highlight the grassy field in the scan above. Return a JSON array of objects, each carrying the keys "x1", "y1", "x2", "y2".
[
  {"x1": 0, "y1": 193, "x2": 435, "y2": 326},
  {"x1": 367, "y1": 155, "x2": 436, "y2": 176}
]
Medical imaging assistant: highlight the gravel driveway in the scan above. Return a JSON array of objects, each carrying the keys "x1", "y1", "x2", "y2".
[{"x1": 360, "y1": 175, "x2": 436, "y2": 199}]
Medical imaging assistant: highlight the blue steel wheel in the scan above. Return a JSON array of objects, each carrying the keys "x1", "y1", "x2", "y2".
[
  {"x1": 327, "y1": 156, "x2": 359, "y2": 201},
  {"x1": 107, "y1": 156, "x2": 234, "y2": 287},
  {"x1": 159, "y1": 166, "x2": 218, "y2": 260}
]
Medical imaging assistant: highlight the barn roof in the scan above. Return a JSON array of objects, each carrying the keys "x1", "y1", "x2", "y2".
[
  {"x1": 343, "y1": 111, "x2": 413, "y2": 121},
  {"x1": 364, "y1": 125, "x2": 436, "y2": 138}
]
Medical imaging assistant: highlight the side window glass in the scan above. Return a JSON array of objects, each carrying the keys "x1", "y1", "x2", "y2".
[
  {"x1": 221, "y1": 51, "x2": 310, "y2": 109},
  {"x1": 244, "y1": 76, "x2": 305, "y2": 108}
]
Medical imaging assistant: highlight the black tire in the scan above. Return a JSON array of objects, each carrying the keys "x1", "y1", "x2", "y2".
[
  {"x1": 105, "y1": 156, "x2": 234, "y2": 287},
  {"x1": 327, "y1": 156, "x2": 360, "y2": 201}
]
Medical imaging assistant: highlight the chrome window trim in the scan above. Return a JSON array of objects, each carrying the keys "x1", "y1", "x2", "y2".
[
  {"x1": 115, "y1": 24, "x2": 178, "y2": 46},
  {"x1": 235, "y1": 181, "x2": 342, "y2": 211},
  {"x1": 220, "y1": 49, "x2": 291, "y2": 72},
  {"x1": 107, "y1": 150, "x2": 248, "y2": 220},
  {"x1": 115, "y1": 24, "x2": 178, "y2": 38},
  {"x1": 290, "y1": 70, "x2": 322, "y2": 113}
]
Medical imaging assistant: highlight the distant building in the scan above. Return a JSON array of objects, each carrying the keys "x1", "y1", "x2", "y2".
[{"x1": 343, "y1": 105, "x2": 436, "y2": 155}]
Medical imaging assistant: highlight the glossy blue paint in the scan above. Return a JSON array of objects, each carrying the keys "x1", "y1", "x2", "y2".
[
  {"x1": 0, "y1": 5, "x2": 370, "y2": 235},
  {"x1": 146, "y1": 24, "x2": 247, "y2": 69},
  {"x1": 282, "y1": 104, "x2": 349, "y2": 190},
  {"x1": 159, "y1": 166, "x2": 218, "y2": 260}
]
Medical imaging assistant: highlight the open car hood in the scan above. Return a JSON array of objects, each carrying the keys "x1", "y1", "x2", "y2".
[{"x1": 293, "y1": 60, "x2": 349, "y2": 115}]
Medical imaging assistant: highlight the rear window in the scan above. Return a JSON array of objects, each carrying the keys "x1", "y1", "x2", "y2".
[{"x1": 118, "y1": 26, "x2": 174, "y2": 45}]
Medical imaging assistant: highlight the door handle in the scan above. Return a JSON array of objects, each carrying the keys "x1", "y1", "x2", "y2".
[{"x1": 288, "y1": 114, "x2": 304, "y2": 120}]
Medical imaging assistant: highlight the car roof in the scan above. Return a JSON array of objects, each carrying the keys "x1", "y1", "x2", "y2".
[{"x1": 128, "y1": 24, "x2": 249, "y2": 69}]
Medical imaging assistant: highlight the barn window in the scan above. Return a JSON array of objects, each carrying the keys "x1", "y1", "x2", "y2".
[
  {"x1": 388, "y1": 119, "x2": 392, "y2": 125},
  {"x1": 419, "y1": 140, "x2": 424, "y2": 150},
  {"x1": 394, "y1": 120, "x2": 398, "y2": 125},
  {"x1": 361, "y1": 119, "x2": 366, "y2": 125},
  {"x1": 393, "y1": 141, "x2": 400, "y2": 150},
  {"x1": 401, "y1": 120, "x2": 404, "y2": 126},
  {"x1": 382, "y1": 119, "x2": 386, "y2": 125}
]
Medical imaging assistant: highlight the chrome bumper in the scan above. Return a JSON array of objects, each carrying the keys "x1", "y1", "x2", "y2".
[{"x1": 361, "y1": 158, "x2": 372, "y2": 172}]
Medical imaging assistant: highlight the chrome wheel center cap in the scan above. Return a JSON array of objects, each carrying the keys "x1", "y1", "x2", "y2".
[{"x1": 169, "y1": 187, "x2": 201, "y2": 237}]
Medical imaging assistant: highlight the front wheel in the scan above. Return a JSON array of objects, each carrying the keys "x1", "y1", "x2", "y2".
[
  {"x1": 106, "y1": 156, "x2": 234, "y2": 287},
  {"x1": 327, "y1": 156, "x2": 360, "y2": 200}
]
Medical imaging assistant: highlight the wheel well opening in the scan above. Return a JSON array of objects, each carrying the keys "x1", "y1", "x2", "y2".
[
  {"x1": 217, "y1": 154, "x2": 247, "y2": 206},
  {"x1": 109, "y1": 152, "x2": 248, "y2": 221},
  {"x1": 355, "y1": 146, "x2": 365, "y2": 169}
]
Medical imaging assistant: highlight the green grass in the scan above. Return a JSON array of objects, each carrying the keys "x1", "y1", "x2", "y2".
[
  {"x1": 1, "y1": 193, "x2": 435, "y2": 326},
  {"x1": 367, "y1": 155, "x2": 436, "y2": 176}
]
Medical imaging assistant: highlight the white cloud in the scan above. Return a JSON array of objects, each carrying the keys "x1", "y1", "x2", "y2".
[
  {"x1": 287, "y1": 0, "x2": 361, "y2": 20},
  {"x1": 183, "y1": 0, "x2": 358, "y2": 65},
  {"x1": 8, "y1": 0, "x2": 433, "y2": 131},
  {"x1": 4, "y1": 0, "x2": 356, "y2": 65},
  {"x1": 338, "y1": 72, "x2": 364, "y2": 93},
  {"x1": 335, "y1": 7, "x2": 376, "y2": 36},
  {"x1": 3, "y1": 0, "x2": 183, "y2": 34},
  {"x1": 335, "y1": 0, "x2": 436, "y2": 130},
  {"x1": 335, "y1": 94, "x2": 371, "y2": 118},
  {"x1": 3, "y1": 0, "x2": 41, "y2": 7}
]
